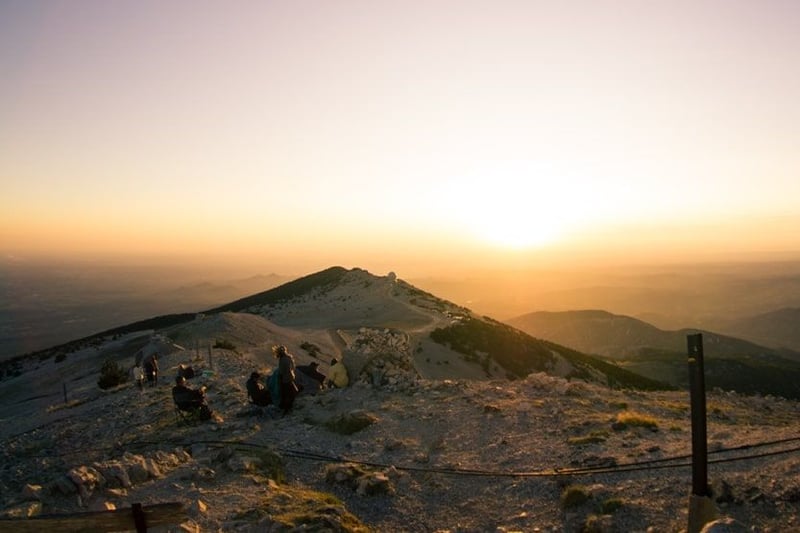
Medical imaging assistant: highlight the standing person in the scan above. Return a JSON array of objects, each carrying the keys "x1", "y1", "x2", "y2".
[
  {"x1": 143, "y1": 353, "x2": 159, "y2": 386},
  {"x1": 132, "y1": 365, "x2": 145, "y2": 391},
  {"x1": 326, "y1": 358, "x2": 349, "y2": 389},
  {"x1": 273, "y1": 345, "x2": 298, "y2": 414}
]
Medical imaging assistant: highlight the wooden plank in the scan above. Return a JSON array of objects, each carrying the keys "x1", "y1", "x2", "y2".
[{"x1": 0, "y1": 502, "x2": 186, "y2": 532}]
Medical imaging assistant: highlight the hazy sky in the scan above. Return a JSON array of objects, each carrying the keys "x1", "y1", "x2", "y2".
[{"x1": 2, "y1": 1, "x2": 799, "y2": 276}]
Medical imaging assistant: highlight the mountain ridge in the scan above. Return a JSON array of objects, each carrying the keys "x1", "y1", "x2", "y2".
[{"x1": 507, "y1": 309, "x2": 800, "y2": 399}]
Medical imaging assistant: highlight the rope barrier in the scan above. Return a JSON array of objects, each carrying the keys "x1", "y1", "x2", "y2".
[
  {"x1": 10, "y1": 434, "x2": 800, "y2": 479},
  {"x1": 120, "y1": 435, "x2": 800, "y2": 479}
]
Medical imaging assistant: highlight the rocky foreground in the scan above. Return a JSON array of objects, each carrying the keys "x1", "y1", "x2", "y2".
[{"x1": 1, "y1": 335, "x2": 800, "y2": 533}]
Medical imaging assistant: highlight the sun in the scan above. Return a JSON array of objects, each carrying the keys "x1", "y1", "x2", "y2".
[
  {"x1": 448, "y1": 176, "x2": 568, "y2": 250},
  {"x1": 474, "y1": 216, "x2": 560, "y2": 249}
]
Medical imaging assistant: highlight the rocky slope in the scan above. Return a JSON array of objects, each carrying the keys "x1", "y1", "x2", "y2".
[{"x1": 0, "y1": 316, "x2": 799, "y2": 531}]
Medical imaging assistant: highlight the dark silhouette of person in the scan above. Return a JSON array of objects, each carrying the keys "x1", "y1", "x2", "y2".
[
  {"x1": 297, "y1": 361, "x2": 326, "y2": 387},
  {"x1": 273, "y1": 345, "x2": 298, "y2": 414},
  {"x1": 172, "y1": 376, "x2": 212, "y2": 421},
  {"x1": 143, "y1": 353, "x2": 159, "y2": 386},
  {"x1": 246, "y1": 371, "x2": 271, "y2": 406}
]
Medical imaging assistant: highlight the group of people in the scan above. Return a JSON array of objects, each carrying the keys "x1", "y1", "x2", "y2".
[
  {"x1": 246, "y1": 345, "x2": 349, "y2": 415},
  {"x1": 132, "y1": 352, "x2": 159, "y2": 390},
  {"x1": 151, "y1": 343, "x2": 349, "y2": 424}
]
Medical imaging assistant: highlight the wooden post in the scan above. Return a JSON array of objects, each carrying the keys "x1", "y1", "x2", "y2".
[
  {"x1": 131, "y1": 503, "x2": 146, "y2": 532},
  {"x1": 687, "y1": 333, "x2": 717, "y2": 532},
  {"x1": 0, "y1": 502, "x2": 186, "y2": 532},
  {"x1": 687, "y1": 333, "x2": 708, "y2": 497}
]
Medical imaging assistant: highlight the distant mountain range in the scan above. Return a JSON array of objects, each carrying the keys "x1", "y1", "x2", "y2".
[
  {"x1": 507, "y1": 310, "x2": 800, "y2": 399},
  {"x1": 5, "y1": 267, "x2": 799, "y2": 399},
  {"x1": 722, "y1": 307, "x2": 800, "y2": 352}
]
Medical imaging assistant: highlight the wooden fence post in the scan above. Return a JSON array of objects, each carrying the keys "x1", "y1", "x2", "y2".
[
  {"x1": 687, "y1": 333, "x2": 717, "y2": 532},
  {"x1": 0, "y1": 502, "x2": 186, "y2": 532}
]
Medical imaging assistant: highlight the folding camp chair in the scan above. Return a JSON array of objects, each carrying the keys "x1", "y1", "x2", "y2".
[{"x1": 174, "y1": 402, "x2": 203, "y2": 426}]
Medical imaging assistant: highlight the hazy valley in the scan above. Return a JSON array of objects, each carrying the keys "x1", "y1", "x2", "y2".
[{"x1": 4, "y1": 258, "x2": 800, "y2": 362}]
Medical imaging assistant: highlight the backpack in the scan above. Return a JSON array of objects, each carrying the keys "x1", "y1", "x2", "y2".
[{"x1": 267, "y1": 368, "x2": 282, "y2": 406}]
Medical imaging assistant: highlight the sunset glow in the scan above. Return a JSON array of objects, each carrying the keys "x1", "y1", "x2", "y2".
[{"x1": 1, "y1": 1, "x2": 799, "y2": 274}]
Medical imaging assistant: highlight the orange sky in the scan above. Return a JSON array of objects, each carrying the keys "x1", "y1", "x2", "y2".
[{"x1": 1, "y1": 1, "x2": 799, "y2": 277}]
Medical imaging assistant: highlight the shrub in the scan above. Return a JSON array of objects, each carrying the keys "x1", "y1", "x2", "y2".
[
  {"x1": 614, "y1": 411, "x2": 659, "y2": 431},
  {"x1": 600, "y1": 498, "x2": 624, "y2": 514},
  {"x1": 54, "y1": 353, "x2": 67, "y2": 363},
  {"x1": 561, "y1": 485, "x2": 590, "y2": 509},
  {"x1": 97, "y1": 359, "x2": 128, "y2": 390},
  {"x1": 213, "y1": 339, "x2": 237, "y2": 351},
  {"x1": 325, "y1": 411, "x2": 379, "y2": 435},
  {"x1": 300, "y1": 341, "x2": 321, "y2": 357}
]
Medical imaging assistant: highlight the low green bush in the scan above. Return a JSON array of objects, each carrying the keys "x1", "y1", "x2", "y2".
[{"x1": 97, "y1": 359, "x2": 128, "y2": 390}]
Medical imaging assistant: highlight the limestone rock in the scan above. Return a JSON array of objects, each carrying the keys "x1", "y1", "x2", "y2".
[
  {"x1": 700, "y1": 517, "x2": 748, "y2": 533},
  {"x1": 67, "y1": 465, "x2": 105, "y2": 500},
  {"x1": 21, "y1": 483, "x2": 43, "y2": 501}
]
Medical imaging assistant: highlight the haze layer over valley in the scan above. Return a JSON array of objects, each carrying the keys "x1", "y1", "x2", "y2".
[{"x1": 4, "y1": 257, "x2": 799, "y2": 361}]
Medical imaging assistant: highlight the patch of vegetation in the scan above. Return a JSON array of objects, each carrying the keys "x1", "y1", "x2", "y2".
[
  {"x1": 325, "y1": 412, "x2": 378, "y2": 435},
  {"x1": 301, "y1": 341, "x2": 321, "y2": 357},
  {"x1": 567, "y1": 431, "x2": 609, "y2": 446},
  {"x1": 213, "y1": 338, "x2": 237, "y2": 351},
  {"x1": 54, "y1": 352, "x2": 67, "y2": 363},
  {"x1": 659, "y1": 400, "x2": 688, "y2": 413},
  {"x1": 600, "y1": 498, "x2": 624, "y2": 514},
  {"x1": 47, "y1": 399, "x2": 88, "y2": 412},
  {"x1": 97, "y1": 358, "x2": 129, "y2": 390},
  {"x1": 236, "y1": 485, "x2": 368, "y2": 532},
  {"x1": 430, "y1": 317, "x2": 673, "y2": 389},
  {"x1": 583, "y1": 514, "x2": 609, "y2": 532},
  {"x1": 207, "y1": 266, "x2": 350, "y2": 313},
  {"x1": 561, "y1": 485, "x2": 591, "y2": 509},
  {"x1": 614, "y1": 411, "x2": 659, "y2": 431},
  {"x1": 541, "y1": 340, "x2": 673, "y2": 391},
  {"x1": 430, "y1": 317, "x2": 554, "y2": 378}
]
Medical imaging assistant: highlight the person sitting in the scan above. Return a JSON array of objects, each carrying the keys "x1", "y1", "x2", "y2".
[
  {"x1": 178, "y1": 364, "x2": 195, "y2": 380},
  {"x1": 295, "y1": 362, "x2": 324, "y2": 396},
  {"x1": 246, "y1": 371, "x2": 271, "y2": 406},
  {"x1": 172, "y1": 376, "x2": 212, "y2": 421},
  {"x1": 297, "y1": 361, "x2": 326, "y2": 387},
  {"x1": 325, "y1": 358, "x2": 349, "y2": 389}
]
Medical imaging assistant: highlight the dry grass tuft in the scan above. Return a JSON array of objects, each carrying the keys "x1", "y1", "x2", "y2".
[{"x1": 614, "y1": 410, "x2": 659, "y2": 430}]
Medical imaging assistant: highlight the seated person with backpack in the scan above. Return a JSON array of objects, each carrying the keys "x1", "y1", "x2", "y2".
[
  {"x1": 295, "y1": 361, "x2": 325, "y2": 395},
  {"x1": 246, "y1": 371, "x2": 271, "y2": 406},
  {"x1": 172, "y1": 376, "x2": 212, "y2": 421}
]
